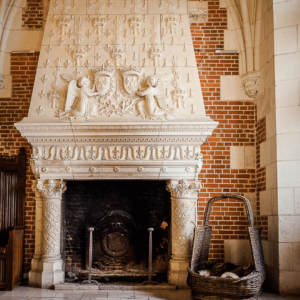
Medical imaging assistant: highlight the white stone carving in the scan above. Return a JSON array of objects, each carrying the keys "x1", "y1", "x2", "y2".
[
  {"x1": 38, "y1": 90, "x2": 46, "y2": 100},
  {"x1": 36, "y1": 105, "x2": 44, "y2": 115},
  {"x1": 36, "y1": 179, "x2": 66, "y2": 198},
  {"x1": 0, "y1": 74, "x2": 4, "y2": 90},
  {"x1": 44, "y1": 59, "x2": 51, "y2": 68},
  {"x1": 41, "y1": 74, "x2": 49, "y2": 84},
  {"x1": 94, "y1": 64, "x2": 114, "y2": 96},
  {"x1": 46, "y1": 45, "x2": 53, "y2": 54},
  {"x1": 55, "y1": 15, "x2": 74, "y2": 36},
  {"x1": 188, "y1": 0, "x2": 208, "y2": 23},
  {"x1": 135, "y1": 74, "x2": 176, "y2": 120},
  {"x1": 121, "y1": 65, "x2": 141, "y2": 95},
  {"x1": 58, "y1": 77, "x2": 98, "y2": 121},
  {"x1": 105, "y1": 44, "x2": 125, "y2": 66},
  {"x1": 240, "y1": 72, "x2": 260, "y2": 98},
  {"x1": 48, "y1": 90, "x2": 61, "y2": 108},
  {"x1": 166, "y1": 179, "x2": 201, "y2": 198}
]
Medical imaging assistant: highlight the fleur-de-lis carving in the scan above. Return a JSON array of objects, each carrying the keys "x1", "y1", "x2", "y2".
[
  {"x1": 73, "y1": 68, "x2": 81, "y2": 76},
  {"x1": 36, "y1": 105, "x2": 44, "y2": 115},
  {"x1": 38, "y1": 90, "x2": 46, "y2": 100},
  {"x1": 44, "y1": 59, "x2": 51, "y2": 68},
  {"x1": 57, "y1": 37, "x2": 64, "y2": 46},
  {"x1": 87, "y1": 0, "x2": 92, "y2": 8},
  {"x1": 46, "y1": 44, "x2": 52, "y2": 54},
  {"x1": 84, "y1": 60, "x2": 91, "y2": 69},
  {"x1": 53, "y1": 0, "x2": 59, "y2": 9},
  {"x1": 94, "y1": 53, "x2": 102, "y2": 61},
  {"x1": 41, "y1": 74, "x2": 49, "y2": 84},
  {"x1": 85, "y1": 29, "x2": 93, "y2": 39},
  {"x1": 95, "y1": 37, "x2": 101, "y2": 46},
  {"x1": 70, "y1": 0, "x2": 78, "y2": 8},
  {"x1": 48, "y1": 30, "x2": 56, "y2": 39}
]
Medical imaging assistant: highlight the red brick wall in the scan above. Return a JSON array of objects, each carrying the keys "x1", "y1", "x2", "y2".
[
  {"x1": 191, "y1": 1, "x2": 256, "y2": 261},
  {"x1": 0, "y1": 53, "x2": 39, "y2": 273},
  {"x1": 22, "y1": 0, "x2": 44, "y2": 30},
  {"x1": 255, "y1": 107, "x2": 268, "y2": 240}
]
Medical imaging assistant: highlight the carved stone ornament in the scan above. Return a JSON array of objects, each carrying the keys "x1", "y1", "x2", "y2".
[
  {"x1": 166, "y1": 179, "x2": 202, "y2": 198},
  {"x1": 188, "y1": 1, "x2": 208, "y2": 23},
  {"x1": 15, "y1": 0, "x2": 218, "y2": 180},
  {"x1": 0, "y1": 73, "x2": 4, "y2": 90},
  {"x1": 240, "y1": 72, "x2": 260, "y2": 98},
  {"x1": 36, "y1": 179, "x2": 67, "y2": 198}
]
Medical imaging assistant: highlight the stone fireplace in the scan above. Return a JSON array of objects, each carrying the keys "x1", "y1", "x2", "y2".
[
  {"x1": 15, "y1": 0, "x2": 218, "y2": 289},
  {"x1": 63, "y1": 180, "x2": 171, "y2": 280}
]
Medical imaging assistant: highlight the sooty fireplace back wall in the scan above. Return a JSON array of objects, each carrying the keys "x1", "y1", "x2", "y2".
[{"x1": 63, "y1": 180, "x2": 171, "y2": 280}]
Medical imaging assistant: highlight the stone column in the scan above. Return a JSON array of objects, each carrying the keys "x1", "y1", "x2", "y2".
[
  {"x1": 29, "y1": 179, "x2": 66, "y2": 288},
  {"x1": 166, "y1": 179, "x2": 201, "y2": 288}
]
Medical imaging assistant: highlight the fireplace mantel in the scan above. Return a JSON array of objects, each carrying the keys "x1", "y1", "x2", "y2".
[{"x1": 15, "y1": 116, "x2": 217, "y2": 180}]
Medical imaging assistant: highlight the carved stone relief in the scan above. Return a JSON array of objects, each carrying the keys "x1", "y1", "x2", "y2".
[
  {"x1": 0, "y1": 74, "x2": 4, "y2": 90},
  {"x1": 28, "y1": 0, "x2": 205, "y2": 119},
  {"x1": 240, "y1": 72, "x2": 260, "y2": 98}
]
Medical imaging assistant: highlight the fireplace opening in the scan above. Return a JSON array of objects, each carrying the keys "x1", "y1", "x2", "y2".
[{"x1": 63, "y1": 180, "x2": 171, "y2": 283}]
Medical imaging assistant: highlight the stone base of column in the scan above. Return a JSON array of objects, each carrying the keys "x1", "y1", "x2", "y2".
[
  {"x1": 29, "y1": 258, "x2": 64, "y2": 288},
  {"x1": 168, "y1": 256, "x2": 190, "y2": 288}
]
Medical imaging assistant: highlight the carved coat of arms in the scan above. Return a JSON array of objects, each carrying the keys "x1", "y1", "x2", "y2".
[
  {"x1": 93, "y1": 65, "x2": 114, "y2": 97},
  {"x1": 121, "y1": 66, "x2": 142, "y2": 95}
]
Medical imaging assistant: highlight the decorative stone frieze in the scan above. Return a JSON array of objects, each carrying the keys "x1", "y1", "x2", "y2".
[{"x1": 240, "y1": 72, "x2": 260, "y2": 98}]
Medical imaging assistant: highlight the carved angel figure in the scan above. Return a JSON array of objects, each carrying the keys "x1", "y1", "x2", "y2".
[
  {"x1": 59, "y1": 77, "x2": 98, "y2": 121},
  {"x1": 135, "y1": 75, "x2": 175, "y2": 121}
]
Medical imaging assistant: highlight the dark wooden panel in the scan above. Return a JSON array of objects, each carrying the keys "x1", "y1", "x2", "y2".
[
  {"x1": 0, "y1": 172, "x2": 18, "y2": 247},
  {"x1": 0, "y1": 148, "x2": 26, "y2": 290}
]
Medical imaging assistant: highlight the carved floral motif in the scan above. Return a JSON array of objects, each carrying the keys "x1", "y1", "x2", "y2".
[
  {"x1": 36, "y1": 179, "x2": 67, "y2": 198},
  {"x1": 166, "y1": 179, "x2": 201, "y2": 198}
]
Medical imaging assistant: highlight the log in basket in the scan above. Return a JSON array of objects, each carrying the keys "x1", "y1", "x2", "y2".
[{"x1": 187, "y1": 194, "x2": 266, "y2": 300}]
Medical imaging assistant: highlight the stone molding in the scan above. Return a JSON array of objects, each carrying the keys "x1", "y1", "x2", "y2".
[
  {"x1": 167, "y1": 179, "x2": 201, "y2": 198},
  {"x1": 16, "y1": 120, "x2": 217, "y2": 180}
]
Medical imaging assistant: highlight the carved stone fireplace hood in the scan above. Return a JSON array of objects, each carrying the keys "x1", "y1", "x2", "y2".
[{"x1": 15, "y1": 0, "x2": 218, "y2": 289}]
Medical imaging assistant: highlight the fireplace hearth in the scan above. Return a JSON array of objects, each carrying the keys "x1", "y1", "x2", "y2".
[{"x1": 63, "y1": 180, "x2": 171, "y2": 282}]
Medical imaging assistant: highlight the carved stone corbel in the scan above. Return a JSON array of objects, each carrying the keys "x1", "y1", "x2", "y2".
[{"x1": 240, "y1": 71, "x2": 260, "y2": 98}]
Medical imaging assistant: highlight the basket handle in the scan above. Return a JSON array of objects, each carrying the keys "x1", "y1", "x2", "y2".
[{"x1": 203, "y1": 194, "x2": 254, "y2": 227}]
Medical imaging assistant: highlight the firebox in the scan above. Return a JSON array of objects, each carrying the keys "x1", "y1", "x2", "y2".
[{"x1": 63, "y1": 180, "x2": 171, "y2": 282}]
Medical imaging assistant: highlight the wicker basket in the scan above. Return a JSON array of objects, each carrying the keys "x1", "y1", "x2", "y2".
[{"x1": 187, "y1": 194, "x2": 266, "y2": 300}]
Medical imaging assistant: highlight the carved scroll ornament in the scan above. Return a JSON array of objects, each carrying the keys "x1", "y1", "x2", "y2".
[{"x1": 166, "y1": 179, "x2": 201, "y2": 198}]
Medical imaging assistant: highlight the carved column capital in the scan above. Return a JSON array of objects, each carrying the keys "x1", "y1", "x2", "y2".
[
  {"x1": 166, "y1": 179, "x2": 201, "y2": 199},
  {"x1": 240, "y1": 71, "x2": 260, "y2": 98},
  {"x1": 36, "y1": 179, "x2": 66, "y2": 198}
]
